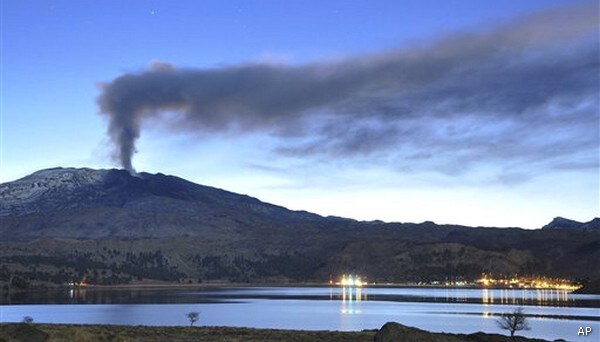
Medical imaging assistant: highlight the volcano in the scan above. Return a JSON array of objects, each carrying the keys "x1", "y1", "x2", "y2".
[{"x1": 1, "y1": 167, "x2": 598, "y2": 286}]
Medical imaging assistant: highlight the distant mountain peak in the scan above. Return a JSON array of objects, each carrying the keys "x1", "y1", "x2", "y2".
[
  {"x1": 543, "y1": 216, "x2": 600, "y2": 230},
  {"x1": 0, "y1": 167, "x2": 325, "y2": 239}
]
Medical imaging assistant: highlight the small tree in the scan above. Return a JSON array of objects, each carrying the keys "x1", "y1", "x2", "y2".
[
  {"x1": 496, "y1": 307, "x2": 530, "y2": 339},
  {"x1": 186, "y1": 311, "x2": 199, "y2": 327},
  {"x1": 22, "y1": 316, "x2": 34, "y2": 324}
]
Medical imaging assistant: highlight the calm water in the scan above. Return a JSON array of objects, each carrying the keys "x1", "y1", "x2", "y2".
[{"x1": 1, "y1": 286, "x2": 599, "y2": 341}]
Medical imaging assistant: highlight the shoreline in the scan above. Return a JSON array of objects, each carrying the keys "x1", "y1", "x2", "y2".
[
  {"x1": 9, "y1": 281, "x2": 590, "y2": 292},
  {"x1": 0, "y1": 323, "x2": 550, "y2": 342}
]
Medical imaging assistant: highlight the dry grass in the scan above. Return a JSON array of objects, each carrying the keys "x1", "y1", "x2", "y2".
[{"x1": 1, "y1": 324, "x2": 376, "y2": 342}]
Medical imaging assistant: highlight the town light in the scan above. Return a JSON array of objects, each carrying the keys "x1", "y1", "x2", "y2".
[{"x1": 338, "y1": 274, "x2": 364, "y2": 287}]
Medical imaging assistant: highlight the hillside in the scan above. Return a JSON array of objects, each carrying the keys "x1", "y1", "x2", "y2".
[{"x1": 1, "y1": 168, "x2": 598, "y2": 287}]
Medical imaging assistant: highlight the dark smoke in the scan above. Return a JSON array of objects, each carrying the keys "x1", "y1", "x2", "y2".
[{"x1": 98, "y1": 2, "x2": 598, "y2": 173}]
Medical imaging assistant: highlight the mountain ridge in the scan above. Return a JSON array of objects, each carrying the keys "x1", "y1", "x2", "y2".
[
  {"x1": 3, "y1": 167, "x2": 593, "y2": 231},
  {"x1": 1, "y1": 167, "x2": 599, "y2": 287},
  {"x1": 543, "y1": 216, "x2": 600, "y2": 231},
  {"x1": 1, "y1": 167, "x2": 330, "y2": 239},
  {"x1": 1, "y1": 167, "x2": 323, "y2": 219}
]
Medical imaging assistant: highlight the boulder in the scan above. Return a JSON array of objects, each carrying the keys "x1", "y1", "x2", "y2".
[{"x1": 373, "y1": 322, "x2": 465, "y2": 342}]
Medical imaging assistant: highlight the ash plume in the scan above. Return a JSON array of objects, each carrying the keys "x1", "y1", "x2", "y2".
[{"x1": 98, "y1": 2, "x2": 598, "y2": 173}]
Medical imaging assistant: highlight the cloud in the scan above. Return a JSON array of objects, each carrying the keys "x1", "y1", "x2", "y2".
[{"x1": 98, "y1": 1, "x2": 598, "y2": 177}]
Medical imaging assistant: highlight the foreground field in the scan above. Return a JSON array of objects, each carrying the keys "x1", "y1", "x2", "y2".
[
  {"x1": 0, "y1": 323, "x2": 553, "y2": 342},
  {"x1": 1, "y1": 324, "x2": 374, "y2": 342}
]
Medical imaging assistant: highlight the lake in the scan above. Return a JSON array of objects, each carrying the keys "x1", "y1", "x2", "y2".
[{"x1": 1, "y1": 286, "x2": 599, "y2": 341}]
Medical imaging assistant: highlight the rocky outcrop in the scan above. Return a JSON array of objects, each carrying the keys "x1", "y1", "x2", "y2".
[
  {"x1": 373, "y1": 322, "x2": 549, "y2": 342},
  {"x1": 374, "y1": 322, "x2": 465, "y2": 342}
]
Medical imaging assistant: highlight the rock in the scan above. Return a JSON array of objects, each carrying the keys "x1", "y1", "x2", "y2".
[{"x1": 373, "y1": 322, "x2": 464, "y2": 342}]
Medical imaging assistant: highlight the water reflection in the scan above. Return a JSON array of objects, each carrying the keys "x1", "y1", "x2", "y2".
[
  {"x1": 334, "y1": 285, "x2": 368, "y2": 314},
  {"x1": 2, "y1": 286, "x2": 599, "y2": 341},
  {"x1": 1, "y1": 288, "x2": 227, "y2": 305},
  {"x1": 333, "y1": 286, "x2": 367, "y2": 303},
  {"x1": 68, "y1": 288, "x2": 88, "y2": 301},
  {"x1": 2, "y1": 298, "x2": 598, "y2": 342},
  {"x1": 1, "y1": 286, "x2": 596, "y2": 308},
  {"x1": 472, "y1": 288, "x2": 575, "y2": 307}
]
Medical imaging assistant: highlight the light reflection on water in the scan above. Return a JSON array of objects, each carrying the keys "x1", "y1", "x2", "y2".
[
  {"x1": 479, "y1": 288, "x2": 575, "y2": 306},
  {"x1": 338, "y1": 286, "x2": 365, "y2": 314},
  {"x1": 323, "y1": 286, "x2": 587, "y2": 308},
  {"x1": 337, "y1": 286, "x2": 366, "y2": 303},
  {"x1": 5, "y1": 286, "x2": 596, "y2": 307}
]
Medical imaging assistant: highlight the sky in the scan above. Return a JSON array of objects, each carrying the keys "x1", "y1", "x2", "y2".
[{"x1": 1, "y1": 0, "x2": 598, "y2": 228}]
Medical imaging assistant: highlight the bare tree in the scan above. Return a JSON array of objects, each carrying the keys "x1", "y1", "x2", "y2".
[
  {"x1": 496, "y1": 307, "x2": 530, "y2": 339},
  {"x1": 186, "y1": 311, "x2": 199, "y2": 327}
]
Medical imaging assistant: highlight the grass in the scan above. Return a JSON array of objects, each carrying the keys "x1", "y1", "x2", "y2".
[{"x1": 1, "y1": 324, "x2": 376, "y2": 342}]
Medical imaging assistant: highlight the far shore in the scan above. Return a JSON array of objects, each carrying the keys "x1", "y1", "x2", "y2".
[{"x1": 4, "y1": 280, "x2": 595, "y2": 293}]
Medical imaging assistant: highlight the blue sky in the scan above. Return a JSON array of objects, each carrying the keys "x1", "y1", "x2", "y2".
[{"x1": 2, "y1": 0, "x2": 598, "y2": 228}]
